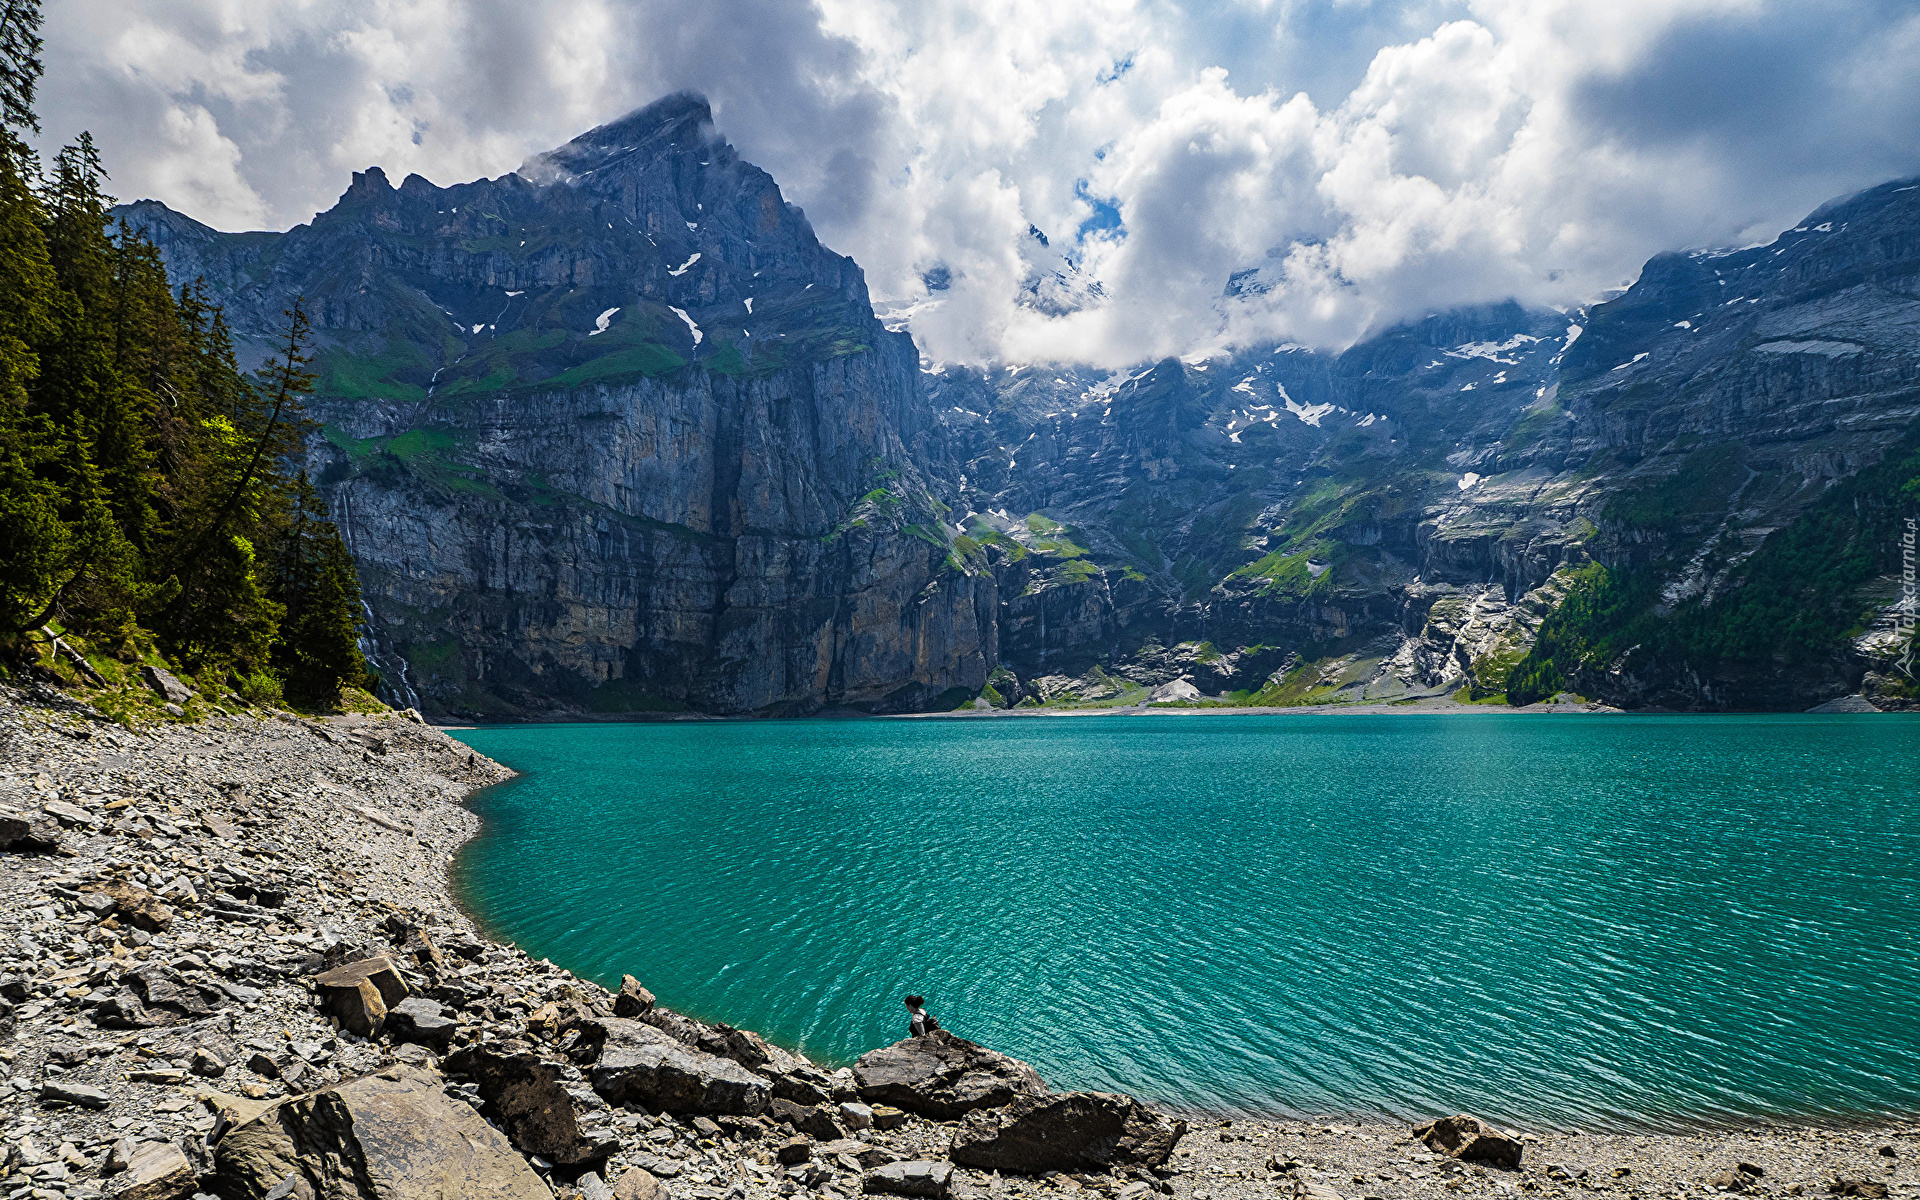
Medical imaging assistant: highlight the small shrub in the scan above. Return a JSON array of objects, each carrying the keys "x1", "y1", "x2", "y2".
[{"x1": 234, "y1": 670, "x2": 284, "y2": 709}]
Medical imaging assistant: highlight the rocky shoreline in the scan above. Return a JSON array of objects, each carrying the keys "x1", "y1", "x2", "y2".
[{"x1": 1, "y1": 685, "x2": 1914, "y2": 1200}]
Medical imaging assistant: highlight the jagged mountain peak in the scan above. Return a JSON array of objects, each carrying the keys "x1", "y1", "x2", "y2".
[
  {"x1": 517, "y1": 91, "x2": 719, "y2": 186},
  {"x1": 117, "y1": 89, "x2": 885, "y2": 395}
]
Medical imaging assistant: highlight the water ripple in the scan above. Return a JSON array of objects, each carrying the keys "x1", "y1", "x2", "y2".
[{"x1": 452, "y1": 712, "x2": 1920, "y2": 1131}]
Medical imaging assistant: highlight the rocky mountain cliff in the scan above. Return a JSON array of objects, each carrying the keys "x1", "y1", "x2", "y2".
[
  {"x1": 122, "y1": 96, "x2": 1920, "y2": 716},
  {"x1": 122, "y1": 95, "x2": 994, "y2": 719}
]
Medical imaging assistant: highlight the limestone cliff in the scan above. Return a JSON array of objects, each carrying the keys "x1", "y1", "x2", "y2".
[{"x1": 122, "y1": 95, "x2": 994, "y2": 718}]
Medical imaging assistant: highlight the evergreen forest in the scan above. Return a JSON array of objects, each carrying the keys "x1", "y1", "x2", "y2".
[{"x1": 0, "y1": 0, "x2": 374, "y2": 718}]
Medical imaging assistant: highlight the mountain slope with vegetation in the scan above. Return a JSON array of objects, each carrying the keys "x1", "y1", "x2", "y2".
[{"x1": 924, "y1": 181, "x2": 1920, "y2": 711}]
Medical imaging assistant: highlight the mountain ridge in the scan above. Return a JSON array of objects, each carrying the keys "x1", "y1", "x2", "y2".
[{"x1": 117, "y1": 97, "x2": 1920, "y2": 717}]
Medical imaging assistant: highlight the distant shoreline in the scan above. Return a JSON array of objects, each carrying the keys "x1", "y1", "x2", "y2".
[{"x1": 433, "y1": 691, "x2": 1920, "y2": 728}]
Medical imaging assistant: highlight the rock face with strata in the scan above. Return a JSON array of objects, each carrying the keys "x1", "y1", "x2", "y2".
[
  {"x1": 949, "y1": 1091, "x2": 1186, "y2": 1174},
  {"x1": 852, "y1": 1031, "x2": 1048, "y2": 1120},
  {"x1": 445, "y1": 1042, "x2": 616, "y2": 1169},
  {"x1": 925, "y1": 178, "x2": 1920, "y2": 711},
  {"x1": 119, "y1": 93, "x2": 994, "y2": 721},
  {"x1": 121, "y1": 103, "x2": 1920, "y2": 715}
]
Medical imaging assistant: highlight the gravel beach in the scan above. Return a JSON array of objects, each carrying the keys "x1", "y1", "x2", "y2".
[{"x1": 0, "y1": 684, "x2": 1912, "y2": 1200}]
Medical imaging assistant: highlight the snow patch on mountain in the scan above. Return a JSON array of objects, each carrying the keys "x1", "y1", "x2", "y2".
[{"x1": 1278, "y1": 383, "x2": 1336, "y2": 426}]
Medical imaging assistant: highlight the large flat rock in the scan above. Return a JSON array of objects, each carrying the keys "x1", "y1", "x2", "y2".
[
  {"x1": 589, "y1": 1018, "x2": 771, "y2": 1115},
  {"x1": 852, "y1": 1031, "x2": 1046, "y2": 1120}
]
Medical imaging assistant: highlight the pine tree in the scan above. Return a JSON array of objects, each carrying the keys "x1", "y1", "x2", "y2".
[
  {"x1": 270, "y1": 472, "x2": 373, "y2": 706},
  {"x1": 0, "y1": 0, "x2": 132, "y2": 639},
  {"x1": 150, "y1": 301, "x2": 315, "y2": 671},
  {"x1": 0, "y1": 0, "x2": 42, "y2": 143}
]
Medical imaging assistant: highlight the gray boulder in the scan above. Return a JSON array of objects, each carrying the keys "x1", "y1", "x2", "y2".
[
  {"x1": 589, "y1": 1018, "x2": 770, "y2": 1115},
  {"x1": 949, "y1": 1091, "x2": 1186, "y2": 1174},
  {"x1": 0, "y1": 807, "x2": 61, "y2": 853},
  {"x1": 211, "y1": 1065, "x2": 548, "y2": 1199},
  {"x1": 101, "y1": 1137, "x2": 140, "y2": 1175},
  {"x1": 577, "y1": 1172, "x2": 615, "y2": 1200},
  {"x1": 639, "y1": 1006, "x2": 808, "y2": 1076},
  {"x1": 140, "y1": 664, "x2": 195, "y2": 704},
  {"x1": 770, "y1": 1098, "x2": 843, "y2": 1140},
  {"x1": 864, "y1": 1161, "x2": 953, "y2": 1199},
  {"x1": 117, "y1": 1141, "x2": 197, "y2": 1200},
  {"x1": 120, "y1": 960, "x2": 211, "y2": 1013},
  {"x1": 1413, "y1": 1114, "x2": 1524, "y2": 1170},
  {"x1": 820, "y1": 1138, "x2": 898, "y2": 1169},
  {"x1": 613, "y1": 1167, "x2": 660, "y2": 1200},
  {"x1": 777, "y1": 1137, "x2": 812, "y2": 1165},
  {"x1": 772, "y1": 1070, "x2": 834, "y2": 1107},
  {"x1": 613, "y1": 975, "x2": 655, "y2": 1016},
  {"x1": 852, "y1": 1031, "x2": 1046, "y2": 1120},
  {"x1": 40, "y1": 799, "x2": 96, "y2": 828},
  {"x1": 313, "y1": 956, "x2": 408, "y2": 1038},
  {"x1": 839, "y1": 1101, "x2": 874, "y2": 1130},
  {"x1": 385, "y1": 996, "x2": 459, "y2": 1051},
  {"x1": 38, "y1": 1080, "x2": 112, "y2": 1109},
  {"x1": 92, "y1": 987, "x2": 160, "y2": 1029}
]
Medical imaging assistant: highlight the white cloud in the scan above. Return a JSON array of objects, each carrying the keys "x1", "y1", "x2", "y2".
[{"x1": 34, "y1": 0, "x2": 1920, "y2": 367}]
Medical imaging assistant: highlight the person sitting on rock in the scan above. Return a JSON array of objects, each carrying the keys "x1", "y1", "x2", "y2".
[{"x1": 905, "y1": 994, "x2": 941, "y2": 1037}]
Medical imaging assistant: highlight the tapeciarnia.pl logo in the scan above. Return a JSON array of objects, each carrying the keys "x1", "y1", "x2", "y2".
[{"x1": 1899, "y1": 516, "x2": 1917, "y2": 679}]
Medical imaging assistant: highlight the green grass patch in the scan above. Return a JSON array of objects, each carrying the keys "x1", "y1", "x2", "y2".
[
  {"x1": 1244, "y1": 661, "x2": 1341, "y2": 707},
  {"x1": 1502, "y1": 399, "x2": 1568, "y2": 453},
  {"x1": 313, "y1": 340, "x2": 435, "y2": 403},
  {"x1": 548, "y1": 343, "x2": 688, "y2": 386},
  {"x1": 437, "y1": 363, "x2": 519, "y2": 397},
  {"x1": 963, "y1": 519, "x2": 1027, "y2": 560},
  {"x1": 904, "y1": 523, "x2": 949, "y2": 550},
  {"x1": 1229, "y1": 544, "x2": 1340, "y2": 598}
]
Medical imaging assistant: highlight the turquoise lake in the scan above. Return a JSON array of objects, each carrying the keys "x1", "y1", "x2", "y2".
[{"x1": 448, "y1": 712, "x2": 1920, "y2": 1131}]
